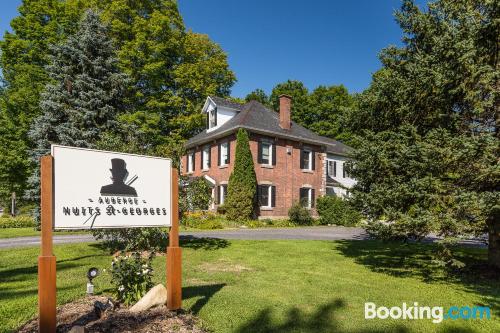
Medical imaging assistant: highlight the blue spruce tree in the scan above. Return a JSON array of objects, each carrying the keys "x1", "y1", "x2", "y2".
[{"x1": 26, "y1": 10, "x2": 129, "y2": 218}]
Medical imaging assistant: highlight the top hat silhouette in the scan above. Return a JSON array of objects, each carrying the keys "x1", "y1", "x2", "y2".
[{"x1": 110, "y1": 158, "x2": 127, "y2": 173}]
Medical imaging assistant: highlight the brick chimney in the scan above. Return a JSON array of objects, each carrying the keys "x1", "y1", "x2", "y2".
[{"x1": 279, "y1": 94, "x2": 292, "y2": 130}]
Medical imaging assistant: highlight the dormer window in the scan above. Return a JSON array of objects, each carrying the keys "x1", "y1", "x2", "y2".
[{"x1": 208, "y1": 107, "x2": 217, "y2": 129}]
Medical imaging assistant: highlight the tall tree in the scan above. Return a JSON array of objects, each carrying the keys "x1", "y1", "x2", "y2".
[
  {"x1": 245, "y1": 88, "x2": 270, "y2": 106},
  {"x1": 269, "y1": 80, "x2": 309, "y2": 124},
  {"x1": 25, "y1": 10, "x2": 129, "y2": 210},
  {"x1": 225, "y1": 129, "x2": 257, "y2": 221},
  {"x1": 347, "y1": 0, "x2": 500, "y2": 268},
  {"x1": 0, "y1": 0, "x2": 236, "y2": 204}
]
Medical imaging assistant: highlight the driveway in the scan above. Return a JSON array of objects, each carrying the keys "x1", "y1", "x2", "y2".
[{"x1": 0, "y1": 226, "x2": 369, "y2": 249}]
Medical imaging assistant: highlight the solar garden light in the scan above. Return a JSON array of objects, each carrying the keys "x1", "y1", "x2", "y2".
[{"x1": 86, "y1": 267, "x2": 99, "y2": 295}]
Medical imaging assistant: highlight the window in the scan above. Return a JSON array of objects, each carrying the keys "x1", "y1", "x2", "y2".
[
  {"x1": 299, "y1": 187, "x2": 315, "y2": 208},
  {"x1": 300, "y1": 148, "x2": 315, "y2": 171},
  {"x1": 258, "y1": 140, "x2": 276, "y2": 165},
  {"x1": 202, "y1": 146, "x2": 211, "y2": 170},
  {"x1": 343, "y1": 162, "x2": 348, "y2": 178},
  {"x1": 208, "y1": 107, "x2": 217, "y2": 128},
  {"x1": 258, "y1": 184, "x2": 276, "y2": 208},
  {"x1": 218, "y1": 184, "x2": 227, "y2": 205},
  {"x1": 326, "y1": 187, "x2": 336, "y2": 196},
  {"x1": 187, "y1": 151, "x2": 195, "y2": 173},
  {"x1": 327, "y1": 160, "x2": 336, "y2": 177},
  {"x1": 218, "y1": 141, "x2": 230, "y2": 166}
]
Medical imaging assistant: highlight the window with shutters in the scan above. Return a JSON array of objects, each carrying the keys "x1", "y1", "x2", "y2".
[
  {"x1": 187, "y1": 151, "x2": 195, "y2": 173},
  {"x1": 258, "y1": 184, "x2": 275, "y2": 208},
  {"x1": 258, "y1": 139, "x2": 275, "y2": 166},
  {"x1": 300, "y1": 148, "x2": 314, "y2": 171},
  {"x1": 299, "y1": 187, "x2": 315, "y2": 209},
  {"x1": 202, "y1": 146, "x2": 210, "y2": 170},
  {"x1": 219, "y1": 184, "x2": 227, "y2": 205},
  {"x1": 219, "y1": 141, "x2": 229, "y2": 166}
]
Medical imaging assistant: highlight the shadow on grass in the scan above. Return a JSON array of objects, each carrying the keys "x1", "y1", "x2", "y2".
[
  {"x1": 180, "y1": 236, "x2": 230, "y2": 251},
  {"x1": 182, "y1": 283, "x2": 226, "y2": 314},
  {"x1": 236, "y1": 299, "x2": 410, "y2": 333},
  {"x1": 336, "y1": 240, "x2": 500, "y2": 316}
]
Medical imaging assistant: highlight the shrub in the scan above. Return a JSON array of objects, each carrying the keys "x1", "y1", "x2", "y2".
[
  {"x1": 92, "y1": 228, "x2": 168, "y2": 253},
  {"x1": 288, "y1": 201, "x2": 313, "y2": 225},
  {"x1": 182, "y1": 211, "x2": 224, "y2": 229},
  {"x1": 0, "y1": 216, "x2": 36, "y2": 228},
  {"x1": 316, "y1": 196, "x2": 361, "y2": 226},
  {"x1": 110, "y1": 252, "x2": 154, "y2": 306},
  {"x1": 180, "y1": 176, "x2": 212, "y2": 212},
  {"x1": 225, "y1": 129, "x2": 257, "y2": 221}
]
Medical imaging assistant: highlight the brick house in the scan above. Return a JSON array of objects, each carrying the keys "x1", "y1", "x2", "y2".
[{"x1": 182, "y1": 95, "x2": 355, "y2": 218}]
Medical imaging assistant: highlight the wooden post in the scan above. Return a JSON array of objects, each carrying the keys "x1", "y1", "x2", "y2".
[
  {"x1": 167, "y1": 167, "x2": 182, "y2": 310},
  {"x1": 39, "y1": 155, "x2": 56, "y2": 333}
]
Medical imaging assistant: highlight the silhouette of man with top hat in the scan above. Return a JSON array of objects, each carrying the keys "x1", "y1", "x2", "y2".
[{"x1": 100, "y1": 158, "x2": 137, "y2": 197}]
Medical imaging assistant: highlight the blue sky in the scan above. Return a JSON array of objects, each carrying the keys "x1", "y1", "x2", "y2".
[{"x1": 0, "y1": 0, "x2": 424, "y2": 98}]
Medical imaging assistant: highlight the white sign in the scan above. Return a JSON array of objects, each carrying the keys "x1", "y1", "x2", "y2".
[{"x1": 52, "y1": 145, "x2": 172, "y2": 229}]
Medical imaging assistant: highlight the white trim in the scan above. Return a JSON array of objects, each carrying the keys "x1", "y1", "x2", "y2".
[
  {"x1": 203, "y1": 175, "x2": 216, "y2": 185},
  {"x1": 259, "y1": 184, "x2": 272, "y2": 209}
]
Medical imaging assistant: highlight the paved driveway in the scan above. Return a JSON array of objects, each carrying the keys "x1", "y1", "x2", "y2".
[{"x1": 0, "y1": 226, "x2": 369, "y2": 249}]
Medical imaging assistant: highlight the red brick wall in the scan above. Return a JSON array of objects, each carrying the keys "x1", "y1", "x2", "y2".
[{"x1": 182, "y1": 132, "x2": 324, "y2": 218}]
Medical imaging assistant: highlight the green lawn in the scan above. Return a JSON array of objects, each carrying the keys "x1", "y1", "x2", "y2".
[
  {"x1": 0, "y1": 228, "x2": 89, "y2": 239},
  {"x1": 0, "y1": 239, "x2": 498, "y2": 333}
]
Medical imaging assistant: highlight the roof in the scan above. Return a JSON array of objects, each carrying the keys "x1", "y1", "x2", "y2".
[{"x1": 185, "y1": 97, "x2": 352, "y2": 156}]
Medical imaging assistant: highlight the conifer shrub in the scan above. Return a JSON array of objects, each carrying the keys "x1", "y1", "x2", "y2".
[{"x1": 225, "y1": 129, "x2": 257, "y2": 221}]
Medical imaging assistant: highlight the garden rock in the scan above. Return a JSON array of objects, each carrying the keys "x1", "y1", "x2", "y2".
[
  {"x1": 68, "y1": 325, "x2": 87, "y2": 333},
  {"x1": 129, "y1": 284, "x2": 167, "y2": 313}
]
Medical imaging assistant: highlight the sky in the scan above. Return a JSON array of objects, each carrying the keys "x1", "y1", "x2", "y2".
[{"x1": 0, "y1": 0, "x2": 426, "y2": 98}]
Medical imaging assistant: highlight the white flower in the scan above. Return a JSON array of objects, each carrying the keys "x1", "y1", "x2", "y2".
[
  {"x1": 118, "y1": 285, "x2": 125, "y2": 292},
  {"x1": 102, "y1": 269, "x2": 106, "y2": 273},
  {"x1": 142, "y1": 269, "x2": 149, "y2": 275}
]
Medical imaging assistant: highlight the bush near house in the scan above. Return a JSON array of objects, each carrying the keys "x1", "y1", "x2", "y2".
[
  {"x1": 182, "y1": 211, "x2": 225, "y2": 230},
  {"x1": 225, "y1": 129, "x2": 257, "y2": 221},
  {"x1": 316, "y1": 196, "x2": 361, "y2": 226},
  {"x1": 0, "y1": 216, "x2": 36, "y2": 228},
  {"x1": 288, "y1": 201, "x2": 313, "y2": 225}
]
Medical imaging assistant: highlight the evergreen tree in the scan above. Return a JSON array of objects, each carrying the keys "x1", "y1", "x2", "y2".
[
  {"x1": 225, "y1": 129, "x2": 257, "y2": 221},
  {"x1": 25, "y1": 10, "x2": 129, "y2": 210},
  {"x1": 347, "y1": 0, "x2": 500, "y2": 268}
]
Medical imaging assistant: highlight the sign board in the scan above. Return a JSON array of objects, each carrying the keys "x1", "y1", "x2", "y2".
[{"x1": 52, "y1": 145, "x2": 172, "y2": 229}]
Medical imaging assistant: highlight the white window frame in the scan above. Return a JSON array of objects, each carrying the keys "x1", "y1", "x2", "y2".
[
  {"x1": 219, "y1": 184, "x2": 227, "y2": 205},
  {"x1": 187, "y1": 152, "x2": 194, "y2": 173},
  {"x1": 301, "y1": 187, "x2": 313, "y2": 209},
  {"x1": 260, "y1": 141, "x2": 273, "y2": 166},
  {"x1": 209, "y1": 108, "x2": 217, "y2": 128},
  {"x1": 327, "y1": 160, "x2": 336, "y2": 177},
  {"x1": 220, "y1": 142, "x2": 229, "y2": 166},
  {"x1": 260, "y1": 184, "x2": 272, "y2": 208},
  {"x1": 302, "y1": 149, "x2": 313, "y2": 171},
  {"x1": 202, "y1": 146, "x2": 210, "y2": 170}
]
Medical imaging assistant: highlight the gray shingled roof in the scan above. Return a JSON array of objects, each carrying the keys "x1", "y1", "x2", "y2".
[{"x1": 185, "y1": 97, "x2": 352, "y2": 156}]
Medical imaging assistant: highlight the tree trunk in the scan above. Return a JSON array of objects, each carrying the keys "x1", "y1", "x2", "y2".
[{"x1": 487, "y1": 206, "x2": 500, "y2": 269}]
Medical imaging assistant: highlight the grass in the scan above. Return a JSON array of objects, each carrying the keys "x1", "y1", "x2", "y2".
[
  {"x1": 0, "y1": 239, "x2": 498, "y2": 333},
  {"x1": 0, "y1": 228, "x2": 89, "y2": 239}
]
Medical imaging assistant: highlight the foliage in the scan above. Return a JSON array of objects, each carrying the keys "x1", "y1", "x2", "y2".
[
  {"x1": 288, "y1": 201, "x2": 313, "y2": 226},
  {"x1": 0, "y1": 0, "x2": 236, "y2": 204},
  {"x1": 180, "y1": 177, "x2": 212, "y2": 212},
  {"x1": 0, "y1": 216, "x2": 36, "y2": 229},
  {"x1": 316, "y1": 196, "x2": 361, "y2": 226},
  {"x1": 346, "y1": 0, "x2": 500, "y2": 267},
  {"x1": 270, "y1": 80, "x2": 309, "y2": 124},
  {"x1": 245, "y1": 89, "x2": 270, "y2": 106},
  {"x1": 25, "y1": 10, "x2": 129, "y2": 224},
  {"x1": 225, "y1": 129, "x2": 257, "y2": 221},
  {"x1": 110, "y1": 252, "x2": 155, "y2": 306},
  {"x1": 182, "y1": 211, "x2": 224, "y2": 230},
  {"x1": 92, "y1": 228, "x2": 168, "y2": 253}
]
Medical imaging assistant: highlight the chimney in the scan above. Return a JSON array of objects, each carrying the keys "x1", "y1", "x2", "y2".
[{"x1": 279, "y1": 94, "x2": 292, "y2": 130}]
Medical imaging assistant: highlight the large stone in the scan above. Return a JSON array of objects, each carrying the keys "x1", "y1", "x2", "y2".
[
  {"x1": 68, "y1": 326, "x2": 87, "y2": 333},
  {"x1": 129, "y1": 284, "x2": 167, "y2": 313}
]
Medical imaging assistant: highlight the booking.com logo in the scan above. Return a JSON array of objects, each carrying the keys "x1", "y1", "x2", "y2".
[{"x1": 365, "y1": 302, "x2": 491, "y2": 324}]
